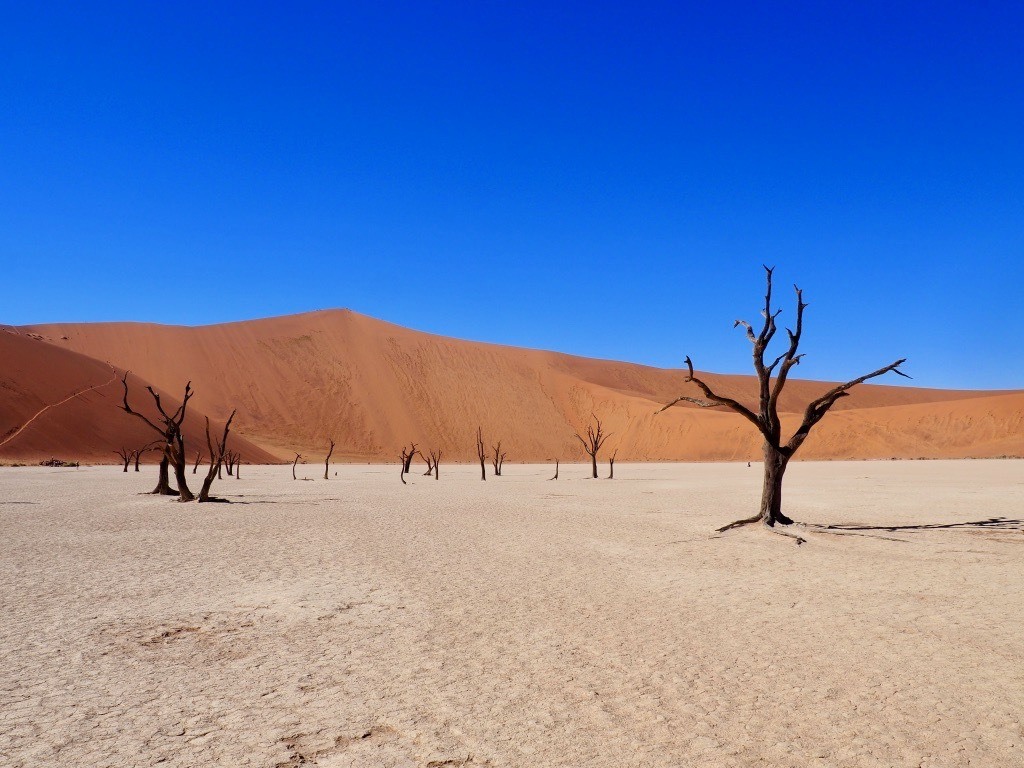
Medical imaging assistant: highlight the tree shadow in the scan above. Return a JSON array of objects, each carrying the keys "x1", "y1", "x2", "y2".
[{"x1": 805, "y1": 517, "x2": 1023, "y2": 533}]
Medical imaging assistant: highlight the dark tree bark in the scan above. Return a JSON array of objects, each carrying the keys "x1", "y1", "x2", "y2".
[
  {"x1": 429, "y1": 449, "x2": 441, "y2": 480},
  {"x1": 549, "y1": 459, "x2": 559, "y2": 480},
  {"x1": 115, "y1": 448, "x2": 131, "y2": 472},
  {"x1": 120, "y1": 372, "x2": 193, "y2": 501},
  {"x1": 198, "y1": 411, "x2": 235, "y2": 502},
  {"x1": 324, "y1": 439, "x2": 335, "y2": 480},
  {"x1": 476, "y1": 427, "x2": 486, "y2": 481},
  {"x1": 235, "y1": 457, "x2": 240, "y2": 479},
  {"x1": 574, "y1": 415, "x2": 610, "y2": 479},
  {"x1": 658, "y1": 266, "x2": 909, "y2": 543},
  {"x1": 192, "y1": 450, "x2": 202, "y2": 475},
  {"x1": 292, "y1": 453, "x2": 301, "y2": 480},
  {"x1": 399, "y1": 451, "x2": 407, "y2": 484},
  {"x1": 607, "y1": 449, "x2": 617, "y2": 479}
]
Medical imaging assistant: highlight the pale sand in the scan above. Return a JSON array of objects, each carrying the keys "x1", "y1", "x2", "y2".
[{"x1": 1, "y1": 461, "x2": 1021, "y2": 767}]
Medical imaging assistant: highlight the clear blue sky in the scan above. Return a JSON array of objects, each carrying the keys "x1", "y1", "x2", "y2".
[{"x1": 2, "y1": 2, "x2": 1022, "y2": 389}]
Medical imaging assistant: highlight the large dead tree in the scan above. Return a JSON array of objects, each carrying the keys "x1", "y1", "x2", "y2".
[
  {"x1": 120, "y1": 373, "x2": 194, "y2": 501},
  {"x1": 575, "y1": 414, "x2": 610, "y2": 479},
  {"x1": 475, "y1": 427, "x2": 487, "y2": 481},
  {"x1": 324, "y1": 439, "x2": 335, "y2": 480},
  {"x1": 658, "y1": 266, "x2": 908, "y2": 542},
  {"x1": 198, "y1": 411, "x2": 235, "y2": 502},
  {"x1": 491, "y1": 441, "x2": 507, "y2": 476}
]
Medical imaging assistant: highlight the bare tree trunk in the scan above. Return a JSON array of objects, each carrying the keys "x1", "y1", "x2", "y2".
[
  {"x1": 403, "y1": 443, "x2": 417, "y2": 474},
  {"x1": 235, "y1": 458, "x2": 240, "y2": 479},
  {"x1": 399, "y1": 452, "x2": 407, "y2": 484},
  {"x1": 759, "y1": 443, "x2": 793, "y2": 526},
  {"x1": 549, "y1": 459, "x2": 559, "y2": 480},
  {"x1": 324, "y1": 439, "x2": 335, "y2": 480},
  {"x1": 292, "y1": 453, "x2": 301, "y2": 480},
  {"x1": 116, "y1": 448, "x2": 130, "y2": 472},
  {"x1": 152, "y1": 451, "x2": 176, "y2": 495},
  {"x1": 133, "y1": 450, "x2": 142, "y2": 472},
  {"x1": 476, "y1": 428, "x2": 486, "y2": 480},
  {"x1": 607, "y1": 449, "x2": 617, "y2": 479},
  {"x1": 171, "y1": 432, "x2": 194, "y2": 502},
  {"x1": 192, "y1": 451, "x2": 201, "y2": 474}
]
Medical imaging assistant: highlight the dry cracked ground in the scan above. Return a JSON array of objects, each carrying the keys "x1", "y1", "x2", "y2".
[{"x1": 1, "y1": 460, "x2": 1022, "y2": 767}]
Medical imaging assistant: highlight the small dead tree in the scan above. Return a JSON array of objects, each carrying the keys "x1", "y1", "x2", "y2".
[
  {"x1": 658, "y1": 266, "x2": 908, "y2": 543},
  {"x1": 399, "y1": 450, "x2": 407, "y2": 484},
  {"x1": 292, "y1": 453, "x2": 302, "y2": 480},
  {"x1": 475, "y1": 427, "x2": 487, "y2": 481},
  {"x1": 114, "y1": 447, "x2": 132, "y2": 472},
  {"x1": 491, "y1": 441, "x2": 507, "y2": 476},
  {"x1": 574, "y1": 414, "x2": 610, "y2": 479},
  {"x1": 324, "y1": 439, "x2": 335, "y2": 480},
  {"x1": 120, "y1": 372, "x2": 194, "y2": 501},
  {"x1": 429, "y1": 449, "x2": 441, "y2": 480},
  {"x1": 234, "y1": 456, "x2": 241, "y2": 479},
  {"x1": 402, "y1": 443, "x2": 417, "y2": 474},
  {"x1": 549, "y1": 459, "x2": 559, "y2": 480},
  {"x1": 607, "y1": 448, "x2": 618, "y2": 479},
  {"x1": 419, "y1": 450, "x2": 434, "y2": 476},
  {"x1": 192, "y1": 450, "x2": 202, "y2": 475},
  {"x1": 198, "y1": 411, "x2": 235, "y2": 502}
]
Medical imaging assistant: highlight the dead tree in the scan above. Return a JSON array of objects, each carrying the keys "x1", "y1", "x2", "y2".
[
  {"x1": 399, "y1": 451, "x2": 407, "y2": 484},
  {"x1": 475, "y1": 427, "x2": 487, "y2": 480},
  {"x1": 198, "y1": 411, "x2": 235, "y2": 502},
  {"x1": 114, "y1": 447, "x2": 131, "y2": 472},
  {"x1": 574, "y1": 415, "x2": 610, "y2": 479},
  {"x1": 549, "y1": 459, "x2": 559, "y2": 480},
  {"x1": 419, "y1": 450, "x2": 434, "y2": 476},
  {"x1": 324, "y1": 439, "x2": 335, "y2": 480},
  {"x1": 429, "y1": 449, "x2": 441, "y2": 480},
  {"x1": 120, "y1": 372, "x2": 194, "y2": 501},
  {"x1": 234, "y1": 456, "x2": 241, "y2": 479},
  {"x1": 491, "y1": 441, "x2": 507, "y2": 476},
  {"x1": 607, "y1": 448, "x2": 618, "y2": 479},
  {"x1": 658, "y1": 266, "x2": 908, "y2": 543},
  {"x1": 402, "y1": 443, "x2": 418, "y2": 474},
  {"x1": 134, "y1": 444, "x2": 154, "y2": 472},
  {"x1": 292, "y1": 453, "x2": 301, "y2": 480},
  {"x1": 192, "y1": 450, "x2": 202, "y2": 475}
]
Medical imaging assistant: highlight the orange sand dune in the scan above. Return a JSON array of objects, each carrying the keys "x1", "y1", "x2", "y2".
[
  {"x1": 15, "y1": 310, "x2": 1024, "y2": 462},
  {"x1": 0, "y1": 330, "x2": 277, "y2": 464}
]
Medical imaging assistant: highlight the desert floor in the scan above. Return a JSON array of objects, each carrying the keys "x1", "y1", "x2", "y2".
[{"x1": 1, "y1": 461, "x2": 1022, "y2": 767}]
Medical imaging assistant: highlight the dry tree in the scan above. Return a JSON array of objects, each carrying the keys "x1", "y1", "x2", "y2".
[
  {"x1": 419, "y1": 449, "x2": 434, "y2": 476},
  {"x1": 292, "y1": 453, "x2": 302, "y2": 480},
  {"x1": 658, "y1": 266, "x2": 908, "y2": 543},
  {"x1": 198, "y1": 411, "x2": 235, "y2": 502},
  {"x1": 135, "y1": 440, "x2": 161, "y2": 472},
  {"x1": 574, "y1": 414, "x2": 611, "y2": 479},
  {"x1": 399, "y1": 450, "x2": 408, "y2": 485},
  {"x1": 475, "y1": 427, "x2": 487, "y2": 481},
  {"x1": 402, "y1": 443, "x2": 418, "y2": 474},
  {"x1": 114, "y1": 447, "x2": 132, "y2": 472},
  {"x1": 119, "y1": 372, "x2": 194, "y2": 501},
  {"x1": 491, "y1": 441, "x2": 507, "y2": 476},
  {"x1": 607, "y1": 448, "x2": 618, "y2": 479},
  {"x1": 549, "y1": 459, "x2": 559, "y2": 480},
  {"x1": 234, "y1": 455, "x2": 241, "y2": 479},
  {"x1": 324, "y1": 439, "x2": 335, "y2": 480},
  {"x1": 428, "y1": 449, "x2": 441, "y2": 480},
  {"x1": 192, "y1": 450, "x2": 203, "y2": 475}
]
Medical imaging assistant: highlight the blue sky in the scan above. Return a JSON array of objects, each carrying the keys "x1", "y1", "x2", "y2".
[{"x1": 2, "y1": 2, "x2": 1022, "y2": 389}]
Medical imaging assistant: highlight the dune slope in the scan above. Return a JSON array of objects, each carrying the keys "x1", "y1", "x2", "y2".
[{"x1": 15, "y1": 310, "x2": 1022, "y2": 462}]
